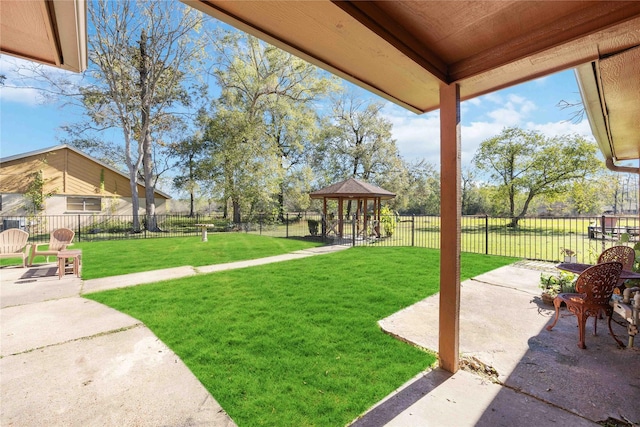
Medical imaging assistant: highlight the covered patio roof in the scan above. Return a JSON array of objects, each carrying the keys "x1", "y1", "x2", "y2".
[{"x1": 184, "y1": 1, "x2": 640, "y2": 161}]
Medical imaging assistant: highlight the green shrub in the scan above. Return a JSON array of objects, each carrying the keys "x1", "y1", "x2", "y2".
[
  {"x1": 380, "y1": 206, "x2": 397, "y2": 237},
  {"x1": 308, "y1": 219, "x2": 319, "y2": 236}
]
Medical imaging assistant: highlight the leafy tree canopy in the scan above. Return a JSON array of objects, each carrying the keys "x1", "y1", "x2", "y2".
[{"x1": 473, "y1": 127, "x2": 602, "y2": 225}]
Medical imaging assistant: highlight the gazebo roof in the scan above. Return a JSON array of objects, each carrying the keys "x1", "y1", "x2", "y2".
[{"x1": 309, "y1": 178, "x2": 395, "y2": 200}]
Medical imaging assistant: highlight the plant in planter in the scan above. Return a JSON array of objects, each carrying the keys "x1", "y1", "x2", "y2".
[
  {"x1": 539, "y1": 271, "x2": 576, "y2": 305},
  {"x1": 560, "y1": 247, "x2": 577, "y2": 263}
]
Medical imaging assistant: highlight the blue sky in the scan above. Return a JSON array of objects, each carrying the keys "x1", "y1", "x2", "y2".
[{"x1": 0, "y1": 55, "x2": 593, "y2": 174}]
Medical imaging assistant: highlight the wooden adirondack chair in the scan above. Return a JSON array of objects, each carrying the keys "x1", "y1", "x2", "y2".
[
  {"x1": 29, "y1": 228, "x2": 75, "y2": 266},
  {"x1": 0, "y1": 228, "x2": 30, "y2": 268}
]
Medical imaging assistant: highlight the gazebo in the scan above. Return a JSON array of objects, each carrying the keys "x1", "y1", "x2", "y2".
[{"x1": 309, "y1": 178, "x2": 395, "y2": 238}]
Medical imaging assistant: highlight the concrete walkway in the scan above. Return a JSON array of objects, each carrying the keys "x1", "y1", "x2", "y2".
[
  {"x1": 0, "y1": 244, "x2": 348, "y2": 427},
  {"x1": 2, "y1": 250, "x2": 638, "y2": 426}
]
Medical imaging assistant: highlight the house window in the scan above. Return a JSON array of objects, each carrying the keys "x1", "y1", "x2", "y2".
[{"x1": 67, "y1": 197, "x2": 101, "y2": 212}]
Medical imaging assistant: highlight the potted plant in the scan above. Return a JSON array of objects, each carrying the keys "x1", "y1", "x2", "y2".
[
  {"x1": 560, "y1": 247, "x2": 577, "y2": 263},
  {"x1": 539, "y1": 271, "x2": 576, "y2": 305}
]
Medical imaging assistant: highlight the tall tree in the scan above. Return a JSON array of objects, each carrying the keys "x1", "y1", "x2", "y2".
[
  {"x1": 314, "y1": 94, "x2": 402, "y2": 185},
  {"x1": 33, "y1": 0, "x2": 204, "y2": 231},
  {"x1": 473, "y1": 127, "x2": 601, "y2": 226},
  {"x1": 461, "y1": 167, "x2": 486, "y2": 215},
  {"x1": 200, "y1": 104, "x2": 278, "y2": 223},
  {"x1": 392, "y1": 160, "x2": 440, "y2": 215},
  {"x1": 312, "y1": 94, "x2": 404, "y2": 216},
  {"x1": 66, "y1": 0, "x2": 206, "y2": 231},
  {"x1": 171, "y1": 131, "x2": 209, "y2": 217},
  {"x1": 204, "y1": 31, "x2": 335, "y2": 221}
]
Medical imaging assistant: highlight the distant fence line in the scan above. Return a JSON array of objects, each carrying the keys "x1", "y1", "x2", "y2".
[{"x1": 1, "y1": 213, "x2": 637, "y2": 264}]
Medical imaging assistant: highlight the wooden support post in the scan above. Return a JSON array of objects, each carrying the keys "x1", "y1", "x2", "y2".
[
  {"x1": 323, "y1": 198, "x2": 328, "y2": 237},
  {"x1": 363, "y1": 197, "x2": 368, "y2": 236},
  {"x1": 439, "y1": 82, "x2": 461, "y2": 373}
]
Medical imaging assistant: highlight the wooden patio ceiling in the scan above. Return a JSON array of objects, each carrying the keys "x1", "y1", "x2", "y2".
[{"x1": 184, "y1": 1, "x2": 640, "y2": 164}]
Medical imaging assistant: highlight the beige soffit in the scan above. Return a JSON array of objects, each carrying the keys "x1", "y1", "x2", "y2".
[{"x1": 0, "y1": 0, "x2": 88, "y2": 73}]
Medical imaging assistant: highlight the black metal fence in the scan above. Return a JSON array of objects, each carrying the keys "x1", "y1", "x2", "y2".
[{"x1": 1, "y1": 213, "x2": 637, "y2": 264}]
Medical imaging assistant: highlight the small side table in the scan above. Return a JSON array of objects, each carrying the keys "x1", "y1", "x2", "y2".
[
  {"x1": 195, "y1": 224, "x2": 215, "y2": 242},
  {"x1": 57, "y1": 249, "x2": 82, "y2": 280}
]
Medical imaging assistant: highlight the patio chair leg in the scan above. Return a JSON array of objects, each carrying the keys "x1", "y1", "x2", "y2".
[
  {"x1": 607, "y1": 315, "x2": 626, "y2": 347},
  {"x1": 546, "y1": 298, "x2": 562, "y2": 331},
  {"x1": 577, "y1": 311, "x2": 588, "y2": 349}
]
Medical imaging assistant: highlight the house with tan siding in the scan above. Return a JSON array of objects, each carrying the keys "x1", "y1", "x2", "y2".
[{"x1": 0, "y1": 145, "x2": 171, "y2": 218}]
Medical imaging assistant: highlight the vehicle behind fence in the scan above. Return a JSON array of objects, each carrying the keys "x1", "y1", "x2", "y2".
[{"x1": 1, "y1": 213, "x2": 636, "y2": 264}]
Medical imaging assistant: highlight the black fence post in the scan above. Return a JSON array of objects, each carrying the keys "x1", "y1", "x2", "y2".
[
  {"x1": 600, "y1": 214, "x2": 606, "y2": 253},
  {"x1": 485, "y1": 214, "x2": 489, "y2": 255},
  {"x1": 411, "y1": 215, "x2": 415, "y2": 247},
  {"x1": 352, "y1": 214, "x2": 356, "y2": 247},
  {"x1": 77, "y1": 214, "x2": 81, "y2": 242},
  {"x1": 286, "y1": 213, "x2": 289, "y2": 238}
]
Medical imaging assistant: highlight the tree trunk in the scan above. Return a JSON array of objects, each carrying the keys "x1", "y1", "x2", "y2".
[
  {"x1": 232, "y1": 199, "x2": 241, "y2": 224},
  {"x1": 189, "y1": 191, "x2": 195, "y2": 217},
  {"x1": 129, "y1": 175, "x2": 141, "y2": 232},
  {"x1": 508, "y1": 191, "x2": 536, "y2": 228},
  {"x1": 139, "y1": 29, "x2": 160, "y2": 232},
  {"x1": 278, "y1": 182, "x2": 285, "y2": 222}
]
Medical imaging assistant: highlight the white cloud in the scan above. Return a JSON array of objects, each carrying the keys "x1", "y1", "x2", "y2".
[
  {"x1": 384, "y1": 83, "x2": 600, "y2": 170},
  {"x1": 526, "y1": 119, "x2": 594, "y2": 140},
  {"x1": 461, "y1": 121, "x2": 505, "y2": 165},
  {"x1": 0, "y1": 55, "x2": 80, "y2": 107},
  {"x1": 485, "y1": 93, "x2": 537, "y2": 126},
  {"x1": 0, "y1": 85, "x2": 44, "y2": 106},
  {"x1": 383, "y1": 108, "x2": 441, "y2": 165}
]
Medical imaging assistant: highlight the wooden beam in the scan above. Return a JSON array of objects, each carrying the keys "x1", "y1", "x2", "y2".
[
  {"x1": 438, "y1": 82, "x2": 461, "y2": 373},
  {"x1": 449, "y1": 2, "x2": 640, "y2": 81},
  {"x1": 330, "y1": 0, "x2": 448, "y2": 82}
]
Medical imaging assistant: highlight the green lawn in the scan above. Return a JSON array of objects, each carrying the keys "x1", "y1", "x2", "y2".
[
  {"x1": 66, "y1": 234, "x2": 324, "y2": 279},
  {"x1": 85, "y1": 247, "x2": 518, "y2": 426}
]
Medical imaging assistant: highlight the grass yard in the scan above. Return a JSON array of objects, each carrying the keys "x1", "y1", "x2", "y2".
[
  {"x1": 85, "y1": 247, "x2": 518, "y2": 426},
  {"x1": 67, "y1": 234, "x2": 324, "y2": 279}
]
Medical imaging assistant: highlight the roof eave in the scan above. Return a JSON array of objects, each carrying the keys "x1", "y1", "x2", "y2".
[{"x1": 575, "y1": 63, "x2": 640, "y2": 174}]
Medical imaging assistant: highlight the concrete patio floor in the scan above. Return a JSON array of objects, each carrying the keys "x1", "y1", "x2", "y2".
[
  {"x1": 361, "y1": 261, "x2": 639, "y2": 427},
  {"x1": 1, "y1": 253, "x2": 638, "y2": 426},
  {"x1": 0, "y1": 264, "x2": 237, "y2": 427}
]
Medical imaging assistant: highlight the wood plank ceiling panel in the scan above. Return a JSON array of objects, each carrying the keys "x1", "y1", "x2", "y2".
[
  {"x1": 0, "y1": 0, "x2": 60, "y2": 66},
  {"x1": 185, "y1": 0, "x2": 442, "y2": 113},
  {"x1": 189, "y1": 0, "x2": 640, "y2": 115}
]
